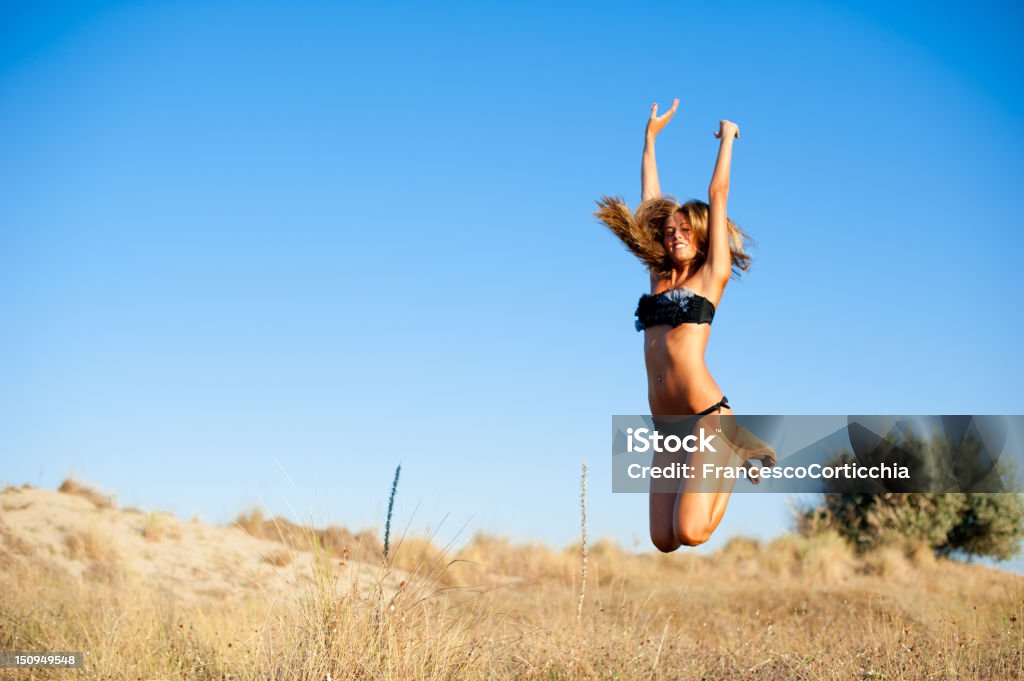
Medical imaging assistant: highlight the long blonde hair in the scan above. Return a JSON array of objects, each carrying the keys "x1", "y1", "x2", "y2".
[{"x1": 594, "y1": 195, "x2": 752, "y2": 279}]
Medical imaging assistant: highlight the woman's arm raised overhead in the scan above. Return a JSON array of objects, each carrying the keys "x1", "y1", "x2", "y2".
[
  {"x1": 641, "y1": 99, "x2": 678, "y2": 203},
  {"x1": 703, "y1": 119, "x2": 740, "y2": 288}
]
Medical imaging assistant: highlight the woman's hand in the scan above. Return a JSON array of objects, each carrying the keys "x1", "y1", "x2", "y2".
[
  {"x1": 713, "y1": 119, "x2": 740, "y2": 140},
  {"x1": 646, "y1": 98, "x2": 679, "y2": 140}
]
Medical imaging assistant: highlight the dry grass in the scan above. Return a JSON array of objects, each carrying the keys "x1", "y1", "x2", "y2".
[
  {"x1": 64, "y1": 527, "x2": 112, "y2": 562},
  {"x1": 262, "y1": 548, "x2": 293, "y2": 567},
  {"x1": 0, "y1": 517, "x2": 36, "y2": 570},
  {"x1": 2, "y1": 485, "x2": 1023, "y2": 679},
  {"x1": 234, "y1": 506, "x2": 383, "y2": 563},
  {"x1": 57, "y1": 477, "x2": 115, "y2": 509},
  {"x1": 139, "y1": 511, "x2": 182, "y2": 542},
  {"x1": 142, "y1": 513, "x2": 165, "y2": 542},
  {"x1": 63, "y1": 526, "x2": 126, "y2": 584}
]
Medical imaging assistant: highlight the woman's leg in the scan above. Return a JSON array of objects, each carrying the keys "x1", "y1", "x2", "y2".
[
  {"x1": 672, "y1": 406, "x2": 744, "y2": 546},
  {"x1": 648, "y1": 402, "x2": 766, "y2": 550},
  {"x1": 650, "y1": 490, "x2": 682, "y2": 553},
  {"x1": 649, "y1": 418, "x2": 684, "y2": 552},
  {"x1": 648, "y1": 406, "x2": 735, "y2": 551}
]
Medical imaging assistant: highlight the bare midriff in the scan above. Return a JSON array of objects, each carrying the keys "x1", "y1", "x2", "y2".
[{"x1": 644, "y1": 323, "x2": 725, "y2": 417}]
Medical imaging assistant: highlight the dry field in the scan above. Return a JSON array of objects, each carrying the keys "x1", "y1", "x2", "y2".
[{"x1": 1, "y1": 481, "x2": 1022, "y2": 680}]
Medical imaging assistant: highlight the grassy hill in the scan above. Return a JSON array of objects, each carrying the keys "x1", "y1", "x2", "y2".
[{"x1": 1, "y1": 481, "x2": 1021, "y2": 679}]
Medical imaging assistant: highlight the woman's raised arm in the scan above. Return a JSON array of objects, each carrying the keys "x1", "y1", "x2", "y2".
[
  {"x1": 641, "y1": 99, "x2": 678, "y2": 202},
  {"x1": 704, "y1": 119, "x2": 740, "y2": 287}
]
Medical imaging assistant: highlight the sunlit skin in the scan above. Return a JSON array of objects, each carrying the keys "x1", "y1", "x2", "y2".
[{"x1": 640, "y1": 99, "x2": 774, "y2": 552}]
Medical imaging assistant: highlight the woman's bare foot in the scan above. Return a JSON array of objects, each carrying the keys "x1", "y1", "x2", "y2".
[
  {"x1": 731, "y1": 426, "x2": 777, "y2": 467},
  {"x1": 715, "y1": 427, "x2": 776, "y2": 485}
]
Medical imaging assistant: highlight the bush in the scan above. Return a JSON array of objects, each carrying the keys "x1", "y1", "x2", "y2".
[
  {"x1": 796, "y1": 429, "x2": 1024, "y2": 561},
  {"x1": 943, "y1": 493, "x2": 1024, "y2": 560}
]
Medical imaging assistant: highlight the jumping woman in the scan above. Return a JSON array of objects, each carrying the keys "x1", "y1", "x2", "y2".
[{"x1": 595, "y1": 99, "x2": 775, "y2": 552}]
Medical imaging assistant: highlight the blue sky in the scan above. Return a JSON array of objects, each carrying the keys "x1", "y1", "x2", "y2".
[{"x1": 2, "y1": 1, "x2": 1023, "y2": 568}]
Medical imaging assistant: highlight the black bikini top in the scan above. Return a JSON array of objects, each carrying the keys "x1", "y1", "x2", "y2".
[{"x1": 635, "y1": 287, "x2": 716, "y2": 331}]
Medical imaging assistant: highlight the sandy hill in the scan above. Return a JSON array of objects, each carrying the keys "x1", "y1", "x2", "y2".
[
  {"x1": 0, "y1": 483, "x2": 408, "y2": 604},
  {"x1": 2, "y1": 480, "x2": 1023, "y2": 679}
]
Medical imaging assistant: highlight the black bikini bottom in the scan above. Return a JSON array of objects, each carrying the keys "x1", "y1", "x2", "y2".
[
  {"x1": 651, "y1": 395, "x2": 731, "y2": 433},
  {"x1": 695, "y1": 395, "x2": 730, "y2": 417}
]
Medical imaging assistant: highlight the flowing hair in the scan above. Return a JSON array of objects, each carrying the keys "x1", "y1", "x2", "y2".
[{"x1": 593, "y1": 195, "x2": 752, "y2": 279}]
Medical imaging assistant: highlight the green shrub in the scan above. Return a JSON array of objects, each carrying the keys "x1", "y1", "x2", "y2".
[{"x1": 796, "y1": 429, "x2": 1024, "y2": 561}]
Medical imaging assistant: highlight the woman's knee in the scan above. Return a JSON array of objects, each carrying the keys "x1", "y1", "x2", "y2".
[
  {"x1": 675, "y1": 519, "x2": 712, "y2": 547},
  {"x1": 650, "y1": 529, "x2": 680, "y2": 553}
]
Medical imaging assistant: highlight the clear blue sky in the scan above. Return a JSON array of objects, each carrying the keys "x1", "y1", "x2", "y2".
[{"x1": 2, "y1": 1, "x2": 1023, "y2": 567}]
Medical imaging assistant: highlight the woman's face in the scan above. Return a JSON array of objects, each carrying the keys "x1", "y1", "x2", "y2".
[{"x1": 663, "y1": 212, "x2": 695, "y2": 265}]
